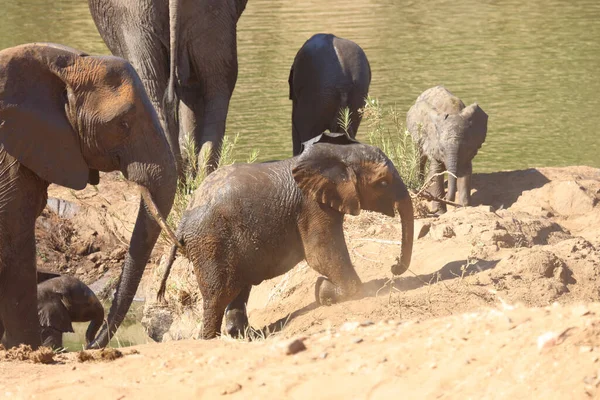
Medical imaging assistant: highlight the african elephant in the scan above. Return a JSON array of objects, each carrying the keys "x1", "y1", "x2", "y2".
[
  {"x1": 289, "y1": 33, "x2": 371, "y2": 155},
  {"x1": 36, "y1": 272, "x2": 104, "y2": 349},
  {"x1": 157, "y1": 132, "x2": 414, "y2": 339},
  {"x1": 88, "y1": 0, "x2": 248, "y2": 176},
  {"x1": 0, "y1": 43, "x2": 181, "y2": 349},
  {"x1": 406, "y1": 86, "x2": 488, "y2": 213}
]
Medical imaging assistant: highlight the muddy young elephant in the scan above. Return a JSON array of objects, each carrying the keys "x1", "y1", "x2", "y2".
[
  {"x1": 0, "y1": 43, "x2": 181, "y2": 349},
  {"x1": 289, "y1": 34, "x2": 371, "y2": 155},
  {"x1": 36, "y1": 272, "x2": 104, "y2": 349},
  {"x1": 157, "y1": 132, "x2": 414, "y2": 339},
  {"x1": 88, "y1": 0, "x2": 247, "y2": 176},
  {"x1": 406, "y1": 86, "x2": 488, "y2": 213}
]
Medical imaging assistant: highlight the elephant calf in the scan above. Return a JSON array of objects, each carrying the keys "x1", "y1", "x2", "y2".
[
  {"x1": 157, "y1": 132, "x2": 414, "y2": 339},
  {"x1": 406, "y1": 86, "x2": 488, "y2": 213},
  {"x1": 289, "y1": 33, "x2": 371, "y2": 155},
  {"x1": 36, "y1": 272, "x2": 104, "y2": 349}
]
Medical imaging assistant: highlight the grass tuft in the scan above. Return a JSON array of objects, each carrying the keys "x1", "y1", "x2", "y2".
[{"x1": 359, "y1": 96, "x2": 426, "y2": 191}]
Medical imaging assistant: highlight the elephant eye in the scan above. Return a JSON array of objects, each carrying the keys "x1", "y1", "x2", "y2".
[
  {"x1": 120, "y1": 121, "x2": 130, "y2": 130},
  {"x1": 379, "y1": 180, "x2": 388, "y2": 187}
]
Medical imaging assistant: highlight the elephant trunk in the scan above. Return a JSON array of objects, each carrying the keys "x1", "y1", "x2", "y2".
[
  {"x1": 445, "y1": 143, "x2": 460, "y2": 203},
  {"x1": 85, "y1": 306, "x2": 105, "y2": 346},
  {"x1": 87, "y1": 135, "x2": 177, "y2": 349},
  {"x1": 391, "y1": 183, "x2": 414, "y2": 275}
]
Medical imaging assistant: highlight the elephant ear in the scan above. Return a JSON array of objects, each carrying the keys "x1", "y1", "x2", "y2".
[
  {"x1": 38, "y1": 295, "x2": 74, "y2": 333},
  {"x1": 0, "y1": 45, "x2": 89, "y2": 190},
  {"x1": 461, "y1": 103, "x2": 488, "y2": 145},
  {"x1": 292, "y1": 145, "x2": 361, "y2": 215}
]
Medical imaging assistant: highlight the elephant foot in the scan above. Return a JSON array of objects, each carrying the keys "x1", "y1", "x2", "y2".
[
  {"x1": 224, "y1": 308, "x2": 249, "y2": 339},
  {"x1": 315, "y1": 276, "x2": 338, "y2": 306}
]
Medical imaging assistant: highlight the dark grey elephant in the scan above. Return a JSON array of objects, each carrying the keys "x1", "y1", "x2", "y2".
[
  {"x1": 406, "y1": 86, "x2": 488, "y2": 213},
  {"x1": 289, "y1": 34, "x2": 371, "y2": 155},
  {"x1": 88, "y1": 0, "x2": 248, "y2": 176},
  {"x1": 36, "y1": 272, "x2": 104, "y2": 349},
  {"x1": 157, "y1": 132, "x2": 414, "y2": 339},
  {"x1": 0, "y1": 43, "x2": 180, "y2": 349}
]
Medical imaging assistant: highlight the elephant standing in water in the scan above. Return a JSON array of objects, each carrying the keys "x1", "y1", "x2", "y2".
[
  {"x1": 407, "y1": 86, "x2": 488, "y2": 213},
  {"x1": 36, "y1": 272, "x2": 104, "y2": 349},
  {"x1": 289, "y1": 33, "x2": 371, "y2": 155},
  {"x1": 0, "y1": 43, "x2": 180, "y2": 349},
  {"x1": 157, "y1": 132, "x2": 414, "y2": 339},
  {"x1": 88, "y1": 0, "x2": 248, "y2": 175}
]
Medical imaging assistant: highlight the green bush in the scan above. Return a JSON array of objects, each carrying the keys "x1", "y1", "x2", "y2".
[{"x1": 359, "y1": 96, "x2": 426, "y2": 191}]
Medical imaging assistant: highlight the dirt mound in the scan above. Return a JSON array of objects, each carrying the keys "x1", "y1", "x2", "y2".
[
  {"x1": 6, "y1": 165, "x2": 599, "y2": 398},
  {"x1": 4, "y1": 302, "x2": 600, "y2": 399},
  {"x1": 0, "y1": 344, "x2": 54, "y2": 364},
  {"x1": 143, "y1": 166, "x2": 600, "y2": 343}
]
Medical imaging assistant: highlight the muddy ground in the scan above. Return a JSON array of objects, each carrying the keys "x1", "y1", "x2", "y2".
[{"x1": 1, "y1": 166, "x2": 600, "y2": 399}]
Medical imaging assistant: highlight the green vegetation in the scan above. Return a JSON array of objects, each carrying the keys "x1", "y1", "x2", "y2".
[
  {"x1": 359, "y1": 96, "x2": 426, "y2": 191},
  {"x1": 166, "y1": 133, "x2": 259, "y2": 232}
]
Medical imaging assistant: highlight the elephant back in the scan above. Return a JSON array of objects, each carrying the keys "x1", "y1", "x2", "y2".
[{"x1": 416, "y1": 85, "x2": 465, "y2": 115}]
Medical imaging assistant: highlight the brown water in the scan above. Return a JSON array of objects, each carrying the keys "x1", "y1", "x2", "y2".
[{"x1": 1, "y1": 0, "x2": 599, "y2": 172}]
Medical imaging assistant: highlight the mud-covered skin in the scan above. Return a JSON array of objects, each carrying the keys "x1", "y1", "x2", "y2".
[
  {"x1": 159, "y1": 138, "x2": 414, "y2": 339},
  {"x1": 88, "y1": 0, "x2": 247, "y2": 175},
  {"x1": 36, "y1": 273, "x2": 105, "y2": 349},
  {"x1": 0, "y1": 43, "x2": 176, "y2": 349},
  {"x1": 289, "y1": 34, "x2": 371, "y2": 155},
  {"x1": 406, "y1": 86, "x2": 488, "y2": 213}
]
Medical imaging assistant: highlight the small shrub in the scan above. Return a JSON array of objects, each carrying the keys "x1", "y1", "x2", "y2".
[{"x1": 359, "y1": 96, "x2": 426, "y2": 191}]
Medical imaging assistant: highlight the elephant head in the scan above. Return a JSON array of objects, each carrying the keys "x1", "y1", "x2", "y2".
[
  {"x1": 431, "y1": 103, "x2": 488, "y2": 203},
  {"x1": 0, "y1": 43, "x2": 179, "y2": 348},
  {"x1": 293, "y1": 132, "x2": 414, "y2": 275}
]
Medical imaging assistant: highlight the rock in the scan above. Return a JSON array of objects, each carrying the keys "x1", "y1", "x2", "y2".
[
  {"x1": 46, "y1": 197, "x2": 80, "y2": 219},
  {"x1": 220, "y1": 383, "x2": 242, "y2": 395},
  {"x1": 141, "y1": 304, "x2": 174, "y2": 342},
  {"x1": 87, "y1": 252, "x2": 102, "y2": 263},
  {"x1": 340, "y1": 321, "x2": 360, "y2": 332},
  {"x1": 110, "y1": 246, "x2": 127, "y2": 261},
  {"x1": 414, "y1": 221, "x2": 431, "y2": 240},
  {"x1": 75, "y1": 239, "x2": 100, "y2": 257},
  {"x1": 429, "y1": 224, "x2": 455, "y2": 241},
  {"x1": 284, "y1": 338, "x2": 307, "y2": 355}
]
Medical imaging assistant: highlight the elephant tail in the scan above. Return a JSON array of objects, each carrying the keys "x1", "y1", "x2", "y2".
[
  {"x1": 156, "y1": 244, "x2": 178, "y2": 303},
  {"x1": 163, "y1": 0, "x2": 180, "y2": 122}
]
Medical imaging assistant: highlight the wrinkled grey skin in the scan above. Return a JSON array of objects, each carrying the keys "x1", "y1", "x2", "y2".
[
  {"x1": 406, "y1": 86, "x2": 488, "y2": 213},
  {"x1": 289, "y1": 34, "x2": 371, "y2": 155},
  {"x1": 88, "y1": 0, "x2": 247, "y2": 176},
  {"x1": 0, "y1": 43, "x2": 176, "y2": 349},
  {"x1": 35, "y1": 272, "x2": 104, "y2": 349},
  {"x1": 157, "y1": 134, "x2": 414, "y2": 339}
]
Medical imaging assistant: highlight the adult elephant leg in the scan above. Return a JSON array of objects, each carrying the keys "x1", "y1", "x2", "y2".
[
  {"x1": 428, "y1": 159, "x2": 446, "y2": 214},
  {"x1": 40, "y1": 327, "x2": 63, "y2": 349},
  {"x1": 224, "y1": 285, "x2": 251, "y2": 338},
  {"x1": 196, "y1": 94, "x2": 232, "y2": 175},
  {"x1": 291, "y1": 98, "x2": 302, "y2": 156},
  {"x1": 0, "y1": 157, "x2": 48, "y2": 348},
  {"x1": 457, "y1": 162, "x2": 473, "y2": 207},
  {"x1": 178, "y1": 86, "x2": 204, "y2": 173}
]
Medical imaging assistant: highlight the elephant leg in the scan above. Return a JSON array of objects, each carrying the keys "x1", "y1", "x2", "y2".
[
  {"x1": 294, "y1": 94, "x2": 336, "y2": 149},
  {"x1": 428, "y1": 159, "x2": 446, "y2": 214},
  {"x1": 178, "y1": 89, "x2": 205, "y2": 174},
  {"x1": 301, "y1": 212, "x2": 362, "y2": 305},
  {"x1": 196, "y1": 94, "x2": 232, "y2": 175},
  {"x1": 40, "y1": 327, "x2": 63, "y2": 349},
  {"x1": 291, "y1": 98, "x2": 303, "y2": 156},
  {"x1": 419, "y1": 153, "x2": 428, "y2": 182},
  {"x1": 0, "y1": 158, "x2": 48, "y2": 348},
  {"x1": 224, "y1": 285, "x2": 251, "y2": 338},
  {"x1": 457, "y1": 162, "x2": 473, "y2": 207}
]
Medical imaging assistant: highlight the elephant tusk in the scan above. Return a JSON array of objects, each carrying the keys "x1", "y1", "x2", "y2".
[{"x1": 138, "y1": 185, "x2": 187, "y2": 257}]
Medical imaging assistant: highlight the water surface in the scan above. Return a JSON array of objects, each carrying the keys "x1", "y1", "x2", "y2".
[{"x1": 1, "y1": 0, "x2": 599, "y2": 171}]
